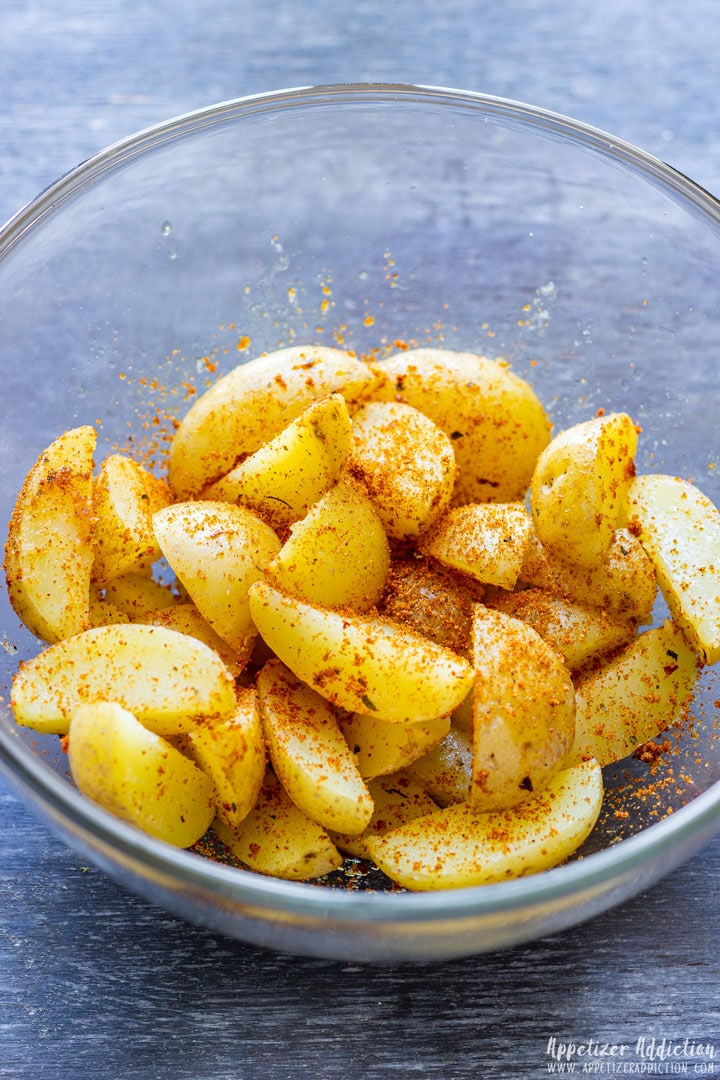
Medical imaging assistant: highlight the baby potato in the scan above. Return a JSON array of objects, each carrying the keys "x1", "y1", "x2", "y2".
[
  {"x1": 153, "y1": 501, "x2": 281, "y2": 657},
  {"x1": 202, "y1": 393, "x2": 352, "y2": 531},
  {"x1": 92, "y1": 453, "x2": 173, "y2": 586},
  {"x1": 169, "y1": 345, "x2": 379, "y2": 497},
  {"x1": 470, "y1": 606, "x2": 576, "y2": 812},
  {"x1": 569, "y1": 620, "x2": 699, "y2": 767},
  {"x1": 520, "y1": 528, "x2": 657, "y2": 622},
  {"x1": 530, "y1": 412, "x2": 638, "y2": 568},
  {"x1": 11, "y1": 623, "x2": 236, "y2": 736},
  {"x1": 627, "y1": 474, "x2": 720, "y2": 665},
  {"x1": 338, "y1": 710, "x2": 451, "y2": 780},
  {"x1": 367, "y1": 759, "x2": 603, "y2": 891},
  {"x1": 348, "y1": 400, "x2": 456, "y2": 539},
  {"x1": 487, "y1": 589, "x2": 637, "y2": 671},
  {"x1": 5, "y1": 425, "x2": 95, "y2": 643},
  {"x1": 371, "y1": 348, "x2": 551, "y2": 504},
  {"x1": 68, "y1": 700, "x2": 215, "y2": 848},
  {"x1": 420, "y1": 502, "x2": 532, "y2": 590},
  {"x1": 266, "y1": 477, "x2": 390, "y2": 611},
  {"x1": 248, "y1": 579, "x2": 474, "y2": 724},
  {"x1": 213, "y1": 771, "x2": 343, "y2": 881},
  {"x1": 257, "y1": 659, "x2": 374, "y2": 836},
  {"x1": 329, "y1": 772, "x2": 439, "y2": 858},
  {"x1": 185, "y1": 688, "x2": 266, "y2": 830}
]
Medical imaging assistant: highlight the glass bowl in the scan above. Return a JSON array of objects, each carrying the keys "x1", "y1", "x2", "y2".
[{"x1": 1, "y1": 84, "x2": 719, "y2": 963}]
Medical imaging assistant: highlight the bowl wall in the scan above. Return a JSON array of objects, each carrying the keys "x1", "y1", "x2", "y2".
[{"x1": 1, "y1": 85, "x2": 719, "y2": 961}]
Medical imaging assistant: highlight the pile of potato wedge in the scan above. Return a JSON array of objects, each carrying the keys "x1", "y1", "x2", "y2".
[{"x1": 5, "y1": 344, "x2": 720, "y2": 891}]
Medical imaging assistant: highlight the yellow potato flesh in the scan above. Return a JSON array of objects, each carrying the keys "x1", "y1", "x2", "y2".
[
  {"x1": 627, "y1": 474, "x2": 720, "y2": 665},
  {"x1": 104, "y1": 572, "x2": 179, "y2": 622},
  {"x1": 186, "y1": 688, "x2": 266, "y2": 830},
  {"x1": 420, "y1": 502, "x2": 532, "y2": 590},
  {"x1": 530, "y1": 412, "x2": 638, "y2": 568},
  {"x1": 520, "y1": 528, "x2": 657, "y2": 622},
  {"x1": 4, "y1": 425, "x2": 95, "y2": 643},
  {"x1": 68, "y1": 701, "x2": 215, "y2": 848},
  {"x1": 329, "y1": 772, "x2": 439, "y2": 858},
  {"x1": 372, "y1": 348, "x2": 551, "y2": 504},
  {"x1": 145, "y1": 603, "x2": 246, "y2": 676},
  {"x1": 266, "y1": 478, "x2": 390, "y2": 611},
  {"x1": 248, "y1": 578, "x2": 474, "y2": 724},
  {"x1": 11, "y1": 623, "x2": 236, "y2": 736},
  {"x1": 257, "y1": 659, "x2": 374, "y2": 835},
  {"x1": 202, "y1": 393, "x2": 352, "y2": 530},
  {"x1": 153, "y1": 501, "x2": 281, "y2": 655},
  {"x1": 168, "y1": 346, "x2": 379, "y2": 497},
  {"x1": 213, "y1": 772, "x2": 343, "y2": 881},
  {"x1": 488, "y1": 589, "x2": 636, "y2": 671},
  {"x1": 569, "y1": 620, "x2": 699, "y2": 767},
  {"x1": 367, "y1": 759, "x2": 603, "y2": 891},
  {"x1": 338, "y1": 711, "x2": 451, "y2": 780},
  {"x1": 349, "y1": 400, "x2": 456, "y2": 539},
  {"x1": 470, "y1": 606, "x2": 576, "y2": 812},
  {"x1": 92, "y1": 453, "x2": 172, "y2": 586}
]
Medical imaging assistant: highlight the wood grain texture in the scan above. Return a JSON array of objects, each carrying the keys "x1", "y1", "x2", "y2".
[{"x1": 2, "y1": 2, "x2": 720, "y2": 1077}]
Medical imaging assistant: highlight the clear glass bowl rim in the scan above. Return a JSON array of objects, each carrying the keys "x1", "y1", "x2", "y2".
[{"x1": 1, "y1": 82, "x2": 720, "y2": 929}]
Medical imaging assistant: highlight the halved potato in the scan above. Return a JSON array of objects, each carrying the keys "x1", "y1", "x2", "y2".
[
  {"x1": 92, "y1": 453, "x2": 173, "y2": 585},
  {"x1": 257, "y1": 659, "x2": 374, "y2": 835},
  {"x1": 248, "y1": 578, "x2": 474, "y2": 724},
  {"x1": 530, "y1": 412, "x2": 637, "y2": 568},
  {"x1": 487, "y1": 589, "x2": 637, "y2": 671},
  {"x1": 202, "y1": 393, "x2": 352, "y2": 530},
  {"x1": 420, "y1": 502, "x2": 532, "y2": 590},
  {"x1": 153, "y1": 501, "x2": 281, "y2": 657},
  {"x1": 11, "y1": 623, "x2": 236, "y2": 736},
  {"x1": 470, "y1": 606, "x2": 576, "y2": 811},
  {"x1": 4, "y1": 425, "x2": 95, "y2": 643},
  {"x1": 185, "y1": 688, "x2": 266, "y2": 829},
  {"x1": 68, "y1": 700, "x2": 215, "y2": 848},
  {"x1": 168, "y1": 345, "x2": 379, "y2": 497},
  {"x1": 348, "y1": 400, "x2": 456, "y2": 539},
  {"x1": 371, "y1": 348, "x2": 551, "y2": 504},
  {"x1": 520, "y1": 528, "x2": 657, "y2": 622},
  {"x1": 213, "y1": 771, "x2": 343, "y2": 881},
  {"x1": 367, "y1": 759, "x2": 603, "y2": 891},
  {"x1": 569, "y1": 620, "x2": 699, "y2": 766},
  {"x1": 627, "y1": 474, "x2": 720, "y2": 665},
  {"x1": 338, "y1": 710, "x2": 451, "y2": 779},
  {"x1": 265, "y1": 477, "x2": 390, "y2": 611}
]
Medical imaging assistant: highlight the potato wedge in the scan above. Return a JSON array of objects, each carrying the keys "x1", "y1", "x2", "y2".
[
  {"x1": 92, "y1": 453, "x2": 172, "y2": 585},
  {"x1": 257, "y1": 659, "x2": 374, "y2": 835},
  {"x1": 104, "y1": 571, "x2": 179, "y2": 622},
  {"x1": 4, "y1": 425, "x2": 95, "y2": 643},
  {"x1": 367, "y1": 759, "x2": 603, "y2": 891},
  {"x1": 248, "y1": 579, "x2": 474, "y2": 724},
  {"x1": 420, "y1": 502, "x2": 532, "y2": 590},
  {"x1": 185, "y1": 688, "x2": 266, "y2": 829},
  {"x1": 470, "y1": 606, "x2": 576, "y2": 812},
  {"x1": 68, "y1": 700, "x2": 215, "y2": 847},
  {"x1": 530, "y1": 412, "x2": 637, "y2": 568},
  {"x1": 348, "y1": 400, "x2": 456, "y2": 539},
  {"x1": 569, "y1": 620, "x2": 699, "y2": 766},
  {"x1": 11, "y1": 623, "x2": 236, "y2": 736},
  {"x1": 144, "y1": 603, "x2": 246, "y2": 676},
  {"x1": 169, "y1": 345, "x2": 378, "y2": 497},
  {"x1": 213, "y1": 772, "x2": 343, "y2": 881},
  {"x1": 265, "y1": 477, "x2": 390, "y2": 611},
  {"x1": 202, "y1": 393, "x2": 352, "y2": 530},
  {"x1": 406, "y1": 724, "x2": 473, "y2": 806},
  {"x1": 371, "y1": 348, "x2": 551, "y2": 504},
  {"x1": 487, "y1": 589, "x2": 636, "y2": 671},
  {"x1": 338, "y1": 711, "x2": 451, "y2": 779},
  {"x1": 627, "y1": 474, "x2": 720, "y2": 665},
  {"x1": 520, "y1": 528, "x2": 657, "y2": 622},
  {"x1": 380, "y1": 556, "x2": 476, "y2": 655},
  {"x1": 153, "y1": 501, "x2": 281, "y2": 656},
  {"x1": 329, "y1": 772, "x2": 439, "y2": 858}
]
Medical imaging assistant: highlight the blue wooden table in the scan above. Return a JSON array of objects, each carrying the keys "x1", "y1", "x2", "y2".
[{"x1": 2, "y1": 3, "x2": 720, "y2": 1077}]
